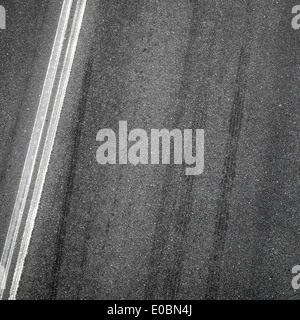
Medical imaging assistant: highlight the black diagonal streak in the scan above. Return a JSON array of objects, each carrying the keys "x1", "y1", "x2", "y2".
[
  {"x1": 205, "y1": 2, "x2": 253, "y2": 299},
  {"x1": 50, "y1": 55, "x2": 93, "y2": 300},
  {"x1": 144, "y1": 1, "x2": 218, "y2": 300}
]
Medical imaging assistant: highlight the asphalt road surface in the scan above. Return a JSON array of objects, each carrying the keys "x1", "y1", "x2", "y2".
[{"x1": 1, "y1": 0, "x2": 300, "y2": 300}]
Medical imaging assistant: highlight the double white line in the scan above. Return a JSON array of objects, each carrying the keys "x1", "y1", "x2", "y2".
[{"x1": 0, "y1": 0, "x2": 87, "y2": 300}]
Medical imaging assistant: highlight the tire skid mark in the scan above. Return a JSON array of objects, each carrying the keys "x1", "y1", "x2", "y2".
[
  {"x1": 144, "y1": 1, "x2": 219, "y2": 300},
  {"x1": 205, "y1": 2, "x2": 253, "y2": 299},
  {"x1": 162, "y1": 175, "x2": 194, "y2": 299},
  {"x1": 50, "y1": 56, "x2": 94, "y2": 299},
  {"x1": 51, "y1": 1, "x2": 143, "y2": 299}
]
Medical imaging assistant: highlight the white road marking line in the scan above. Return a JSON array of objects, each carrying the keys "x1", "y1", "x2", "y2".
[
  {"x1": 9, "y1": 0, "x2": 87, "y2": 300},
  {"x1": 0, "y1": 0, "x2": 74, "y2": 299}
]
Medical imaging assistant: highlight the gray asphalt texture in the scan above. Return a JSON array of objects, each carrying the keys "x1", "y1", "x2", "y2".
[
  {"x1": 0, "y1": 0, "x2": 53, "y2": 262},
  {"x1": 1, "y1": 0, "x2": 300, "y2": 300}
]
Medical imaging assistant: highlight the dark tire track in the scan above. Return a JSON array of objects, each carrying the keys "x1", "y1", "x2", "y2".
[
  {"x1": 144, "y1": 0, "x2": 219, "y2": 300},
  {"x1": 205, "y1": 2, "x2": 253, "y2": 299},
  {"x1": 50, "y1": 56, "x2": 94, "y2": 300}
]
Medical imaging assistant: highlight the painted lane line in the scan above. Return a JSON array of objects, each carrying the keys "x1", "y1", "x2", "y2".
[
  {"x1": 9, "y1": 0, "x2": 87, "y2": 300},
  {"x1": 0, "y1": 0, "x2": 74, "y2": 299}
]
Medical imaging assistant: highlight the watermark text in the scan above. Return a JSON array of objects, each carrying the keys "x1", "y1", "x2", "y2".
[{"x1": 96, "y1": 121, "x2": 204, "y2": 176}]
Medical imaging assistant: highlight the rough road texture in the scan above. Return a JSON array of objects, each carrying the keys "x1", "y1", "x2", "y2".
[{"x1": 5, "y1": 0, "x2": 300, "y2": 300}]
